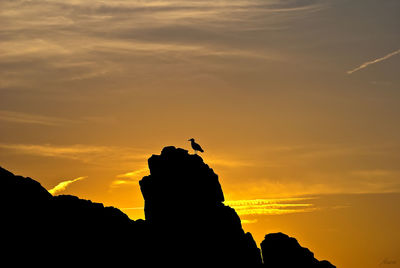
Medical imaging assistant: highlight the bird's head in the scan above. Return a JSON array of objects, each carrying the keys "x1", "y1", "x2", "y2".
[{"x1": 188, "y1": 138, "x2": 194, "y2": 141}]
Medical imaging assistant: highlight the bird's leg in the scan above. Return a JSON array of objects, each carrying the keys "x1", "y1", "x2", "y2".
[{"x1": 194, "y1": 150, "x2": 197, "y2": 155}]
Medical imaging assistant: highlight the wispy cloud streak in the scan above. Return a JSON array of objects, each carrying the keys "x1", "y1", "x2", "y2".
[
  {"x1": 347, "y1": 48, "x2": 400, "y2": 74},
  {"x1": 0, "y1": 143, "x2": 109, "y2": 158},
  {"x1": 116, "y1": 168, "x2": 149, "y2": 178},
  {"x1": 111, "y1": 168, "x2": 149, "y2": 187},
  {"x1": 224, "y1": 197, "x2": 317, "y2": 216},
  {"x1": 48, "y1": 176, "x2": 87, "y2": 195},
  {"x1": 0, "y1": 143, "x2": 149, "y2": 166},
  {"x1": 0, "y1": 110, "x2": 79, "y2": 126}
]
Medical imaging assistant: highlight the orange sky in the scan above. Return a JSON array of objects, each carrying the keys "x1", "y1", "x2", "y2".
[{"x1": 1, "y1": 0, "x2": 400, "y2": 267}]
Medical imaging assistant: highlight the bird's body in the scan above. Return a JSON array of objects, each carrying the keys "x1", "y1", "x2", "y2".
[{"x1": 188, "y1": 138, "x2": 204, "y2": 154}]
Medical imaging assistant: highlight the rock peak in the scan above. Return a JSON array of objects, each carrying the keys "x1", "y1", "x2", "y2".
[
  {"x1": 139, "y1": 146, "x2": 262, "y2": 265},
  {"x1": 261, "y1": 232, "x2": 336, "y2": 268},
  {"x1": 139, "y1": 146, "x2": 224, "y2": 222}
]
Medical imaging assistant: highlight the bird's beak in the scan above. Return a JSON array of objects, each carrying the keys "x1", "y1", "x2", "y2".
[{"x1": 188, "y1": 139, "x2": 190, "y2": 141}]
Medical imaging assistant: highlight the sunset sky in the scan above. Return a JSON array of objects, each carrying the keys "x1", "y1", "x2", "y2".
[{"x1": 1, "y1": 0, "x2": 399, "y2": 267}]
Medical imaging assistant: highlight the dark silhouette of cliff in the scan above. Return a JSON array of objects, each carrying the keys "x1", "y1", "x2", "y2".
[
  {"x1": 140, "y1": 146, "x2": 262, "y2": 266},
  {"x1": 1, "y1": 146, "x2": 335, "y2": 267},
  {"x1": 1, "y1": 165, "x2": 149, "y2": 266},
  {"x1": 261, "y1": 233, "x2": 335, "y2": 268}
]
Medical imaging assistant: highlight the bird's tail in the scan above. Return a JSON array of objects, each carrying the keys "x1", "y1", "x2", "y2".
[{"x1": 199, "y1": 149, "x2": 204, "y2": 153}]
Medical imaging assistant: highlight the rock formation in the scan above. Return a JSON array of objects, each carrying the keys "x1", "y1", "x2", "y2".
[
  {"x1": 1, "y1": 165, "x2": 149, "y2": 267},
  {"x1": 139, "y1": 146, "x2": 262, "y2": 266},
  {"x1": 261, "y1": 233, "x2": 335, "y2": 268},
  {"x1": 1, "y1": 146, "x2": 335, "y2": 267}
]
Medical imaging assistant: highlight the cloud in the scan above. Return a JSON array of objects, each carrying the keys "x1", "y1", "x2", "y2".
[
  {"x1": 224, "y1": 197, "x2": 317, "y2": 216},
  {"x1": 347, "y1": 48, "x2": 400, "y2": 74},
  {"x1": 116, "y1": 168, "x2": 149, "y2": 178},
  {"x1": 112, "y1": 168, "x2": 149, "y2": 187},
  {"x1": 0, "y1": 143, "x2": 110, "y2": 158},
  {"x1": 48, "y1": 176, "x2": 87, "y2": 195},
  {"x1": 0, "y1": 143, "x2": 149, "y2": 166},
  {"x1": 0, "y1": 0, "x2": 325, "y2": 88},
  {"x1": 0, "y1": 110, "x2": 117, "y2": 126},
  {"x1": 0, "y1": 110, "x2": 80, "y2": 126},
  {"x1": 111, "y1": 179, "x2": 137, "y2": 187}
]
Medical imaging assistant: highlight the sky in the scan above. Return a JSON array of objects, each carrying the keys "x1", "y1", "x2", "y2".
[{"x1": 1, "y1": 0, "x2": 400, "y2": 267}]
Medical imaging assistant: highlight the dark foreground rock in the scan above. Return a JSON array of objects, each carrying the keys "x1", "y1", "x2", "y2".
[
  {"x1": 1, "y1": 165, "x2": 149, "y2": 267},
  {"x1": 1, "y1": 146, "x2": 335, "y2": 267},
  {"x1": 261, "y1": 233, "x2": 335, "y2": 268},
  {"x1": 139, "y1": 146, "x2": 262, "y2": 266}
]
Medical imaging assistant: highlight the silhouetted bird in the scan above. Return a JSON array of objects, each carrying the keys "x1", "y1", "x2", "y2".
[{"x1": 188, "y1": 138, "x2": 204, "y2": 154}]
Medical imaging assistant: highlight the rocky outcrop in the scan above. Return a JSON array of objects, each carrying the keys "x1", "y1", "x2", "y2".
[
  {"x1": 140, "y1": 146, "x2": 224, "y2": 222},
  {"x1": 261, "y1": 233, "x2": 336, "y2": 268},
  {"x1": 1, "y1": 146, "x2": 335, "y2": 267},
  {"x1": 1, "y1": 166, "x2": 149, "y2": 267},
  {"x1": 1, "y1": 166, "x2": 52, "y2": 204},
  {"x1": 139, "y1": 146, "x2": 262, "y2": 266}
]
